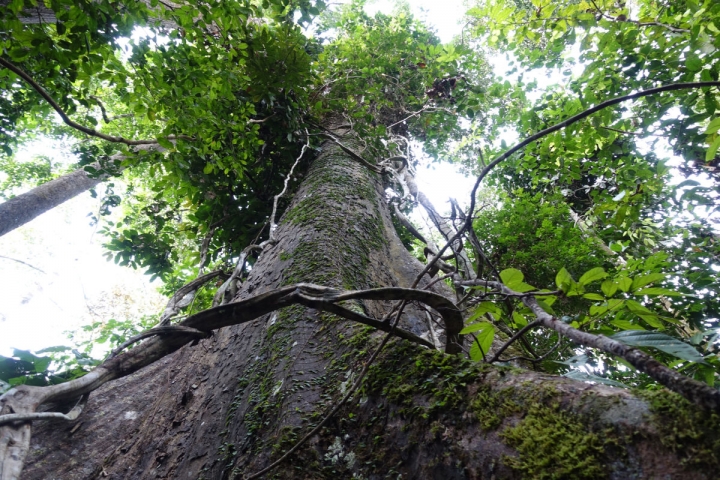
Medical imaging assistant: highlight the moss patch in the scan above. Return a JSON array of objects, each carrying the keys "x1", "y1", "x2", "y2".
[
  {"x1": 638, "y1": 389, "x2": 720, "y2": 470},
  {"x1": 366, "y1": 341, "x2": 491, "y2": 418},
  {"x1": 500, "y1": 403, "x2": 608, "y2": 479}
]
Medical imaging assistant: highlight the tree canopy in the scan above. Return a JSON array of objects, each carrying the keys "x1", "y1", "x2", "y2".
[{"x1": 1, "y1": 0, "x2": 720, "y2": 477}]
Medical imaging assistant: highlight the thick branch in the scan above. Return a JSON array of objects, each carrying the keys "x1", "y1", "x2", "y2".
[{"x1": 0, "y1": 282, "x2": 460, "y2": 418}]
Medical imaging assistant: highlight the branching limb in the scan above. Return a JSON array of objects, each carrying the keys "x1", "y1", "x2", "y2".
[
  {"x1": 391, "y1": 203, "x2": 428, "y2": 244},
  {"x1": 501, "y1": 335, "x2": 563, "y2": 364},
  {"x1": 588, "y1": 0, "x2": 689, "y2": 33},
  {"x1": 158, "y1": 270, "x2": 225, "y2": 325},
  {"x1": 0, "y1": 58, "x2": 194, "y2": 146},
  {"x1": 0, "y1": 255, "x2": 45, "y2": 274},
  {"x1": 212, "y1": 244, "x2": 263, "y2": 306},
  {"x1": 465, "y1": 82, "x2": 720, "y2": 224},
  {"x1": 0, "y1": 281, "x2": 460, "y2": 425},
  {"x1": 481, "y1": 280, "x2": 720, "y2": 411},
  {"x1": 0, "y1": 394, "x2": 88, "y2": 428},
  {"x1": 568, "y1": 209, "x2": 626, "y2": 266},
  {"x1": 108, "y1": 325, "x2": 209, "y2": 360}
]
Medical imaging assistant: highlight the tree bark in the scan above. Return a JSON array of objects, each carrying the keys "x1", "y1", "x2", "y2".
[
  {"x1": 0, "y1": 145, "x2": 161, "y2": 237},
  {"x1": 17, "y1": 137, "x2": 720, "y2": 479},
  {"x1": 0, "y1": 166, "x2": 103, "y2": 237}
]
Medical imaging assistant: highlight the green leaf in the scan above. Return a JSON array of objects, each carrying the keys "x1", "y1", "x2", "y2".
[
  {"x1": 467, "y1": 302, "x2": 502, "y2": 323},
  {"x1": 157, "y1": 137, "x2": 174, "y2": 150},
  {"x1": 578, "y1": 267, "x2": 607, "y2": 286},
  {"x1": 610, "y1": 319, "x2": 645, "y2": 330},
  {"x1": 705, "y1": 117, "x2": 720, "y2": 135},
  {"x1": 706, "y1": 136, "x2": 720, "y2": 162},
  {"x1": 617, "y1": 277, "x2": 632, "y2": 292},
  {"x1": 638, "y1": 314, "x2": 663, "y2": 329},
  {"x1": 601, "y1": 280, "x2": 618, "y2": 297},
  {"x1": 625, "y1": 299, "x2": 653, "y2": 315},
  {"x1": 611, "y1": 331, "x2": 706, "y2": 364},
  {"x1": 583, "y1": 293, "x2": 605, "y2": 301},
  {"x1": 634, "y1": 287, "x2": 683, "y2": 297},
  {"x1": 500, "y1": 268, "x2": 524, "y2": 286},
  {"x1": 685, "y1": 54, "x2": 702, "y2": 72},
  {"x1": 555, "y1": 267, "x2": 573, "y2": 289},
  {"x1": 461, "y1": 321, "x2": 493, "y2": 335},
  {"x1": 500, "y1": 268, "x2": 536, "y2": 292},
  {"x1": 467, "y1": 322, "x2": 495, "y2": 361},
  {"x1": 630, "y1": 273, "x2": 665, "y2": 291},
  {"x1": 536, "y1": 298, "x2": 555, "y2": 314},
  {"x1": 563, "y1": 370, "x2": 627, "y2": 388},
  {"x1": 512, "y1": 311, "x2": 527, "y2": 326}
]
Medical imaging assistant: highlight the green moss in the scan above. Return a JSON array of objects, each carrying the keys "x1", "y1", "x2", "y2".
[
  {"x1": 500, "y1": 403, "x2": 608, "y2": 479},
  {"x1": 470, "y1": 387, "x2": 521, "y2": 431},
  {"x1": 366, "y1": 341, "x2": 490, "y2": 418},
  {"x1": 638, "y1": 389, "x2": 720, "y2": 469}
]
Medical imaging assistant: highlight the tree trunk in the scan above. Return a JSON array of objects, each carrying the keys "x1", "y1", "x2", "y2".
[
  {"x1": 18, "y1": 138, "x2": 720, "y2": 479},
  {"x1": 0, "y1": 166, "x2": 102, "y2": 237}
]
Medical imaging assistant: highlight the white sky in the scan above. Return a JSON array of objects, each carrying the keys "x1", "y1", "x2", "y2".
[{"x1": 0, "y1": 2, "x2": 472, "y2": 356}]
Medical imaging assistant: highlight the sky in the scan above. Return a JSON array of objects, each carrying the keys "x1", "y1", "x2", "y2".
[{"x1": 0, "y1": 1, "x2": 473, "y2": 357}]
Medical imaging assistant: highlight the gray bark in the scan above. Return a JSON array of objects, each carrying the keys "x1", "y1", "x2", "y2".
[
  {"x1": 0, "y1": 166, "x2": 102, "y2": 237},
  {"x1": 14, "y1": 138, "x2": 720, "y2": 479}
]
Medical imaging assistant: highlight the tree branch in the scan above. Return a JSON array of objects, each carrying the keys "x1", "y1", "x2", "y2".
[
  {"x1": 481, "y1": 280, "x2": 720, "y2": 411},
  {"x1": 0, "y1": 58, "x2": 193, "y2": 146},
  {"x1": 465, "y1": 82, "x2": 720, "y2": 224}
]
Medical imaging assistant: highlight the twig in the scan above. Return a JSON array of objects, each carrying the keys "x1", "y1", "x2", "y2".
[
  {"x1": 0, "y1": 255, "x2": 45, "y2": 274},
  {"x1": 486, "y1": 320, "x2": 541, "y2": 363},
  {"x1": 485, "y1": 280, "x2": 720, "y2": 411},
  {"x1": 247, "y1": 114, "x2": 276, "y2": 124},
  {"x1": 0, "y1": 394, "x2": 88, "y2": 427},
  {"x1": 588, "y1": 0, "x2": 689, "y2": 33},
  {"x1": 501, "y1": 335, "x2": 563, "y2": 364},
  {"x1": 158, "y1": 270, "x2": 225, "y2": 325},
  {"x1": 268, "y1": 129, "x2": 309, "y2": 243}
]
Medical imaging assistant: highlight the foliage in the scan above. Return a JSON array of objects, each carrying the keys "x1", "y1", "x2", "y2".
[
  {"x1": 456, "y1": 0, "x2": 720, "y2": 387},
  {"x1": 0, "y1": 154, "x2": 67, "y2": 199},
  {"x1": 0, "y1": 314, "x2": 158, "y2": 394},
  {"x1": 473, "y1": 190, "x2": 607, "y2": 289},
  {"x1": 0, "y1": 347, "x2": 92, "y2": 394}
]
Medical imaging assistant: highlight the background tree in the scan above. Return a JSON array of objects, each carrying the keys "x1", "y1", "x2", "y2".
[{"x1": 1, "y1": 0, "x2": 720, "y2": 479}]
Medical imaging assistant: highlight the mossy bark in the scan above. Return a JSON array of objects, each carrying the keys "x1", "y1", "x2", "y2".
[{"x1": 19, "y1": 138, "x2": 720, "y2": 479}]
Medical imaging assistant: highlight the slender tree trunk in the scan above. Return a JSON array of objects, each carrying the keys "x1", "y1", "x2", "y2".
[
  {"x1": 0, "y1": 166, "x2": 102, "y2": 237},
  {"x1": 18, "y1": 137, "x2": 720, "y2": 479}
]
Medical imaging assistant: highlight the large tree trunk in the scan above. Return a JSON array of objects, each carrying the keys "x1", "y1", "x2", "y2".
[{"x1": 18, "y1": 138, "x2": 720, "y2": 479}]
